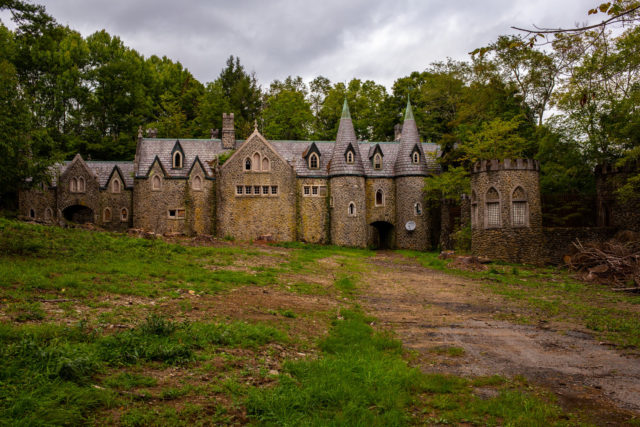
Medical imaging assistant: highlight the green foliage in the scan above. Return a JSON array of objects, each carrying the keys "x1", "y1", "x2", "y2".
[
  {"x1": 424, "y1": 166, "x2": 469, "y2": 202},
  {"x1": 262, "y1": 76, "x2": 314, "y2": 140}
]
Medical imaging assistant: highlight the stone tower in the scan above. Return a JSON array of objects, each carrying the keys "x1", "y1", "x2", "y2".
[
  {"x1": 222, "y1": 113, "x2": 235, "y2": 149},
  {"x1": 328, "y1": 100, "x2": 367, "y2": 247},
  {"x1": 470, "y1": 159, "x2": 543, "y2": 264},
  {"x1": 394, "y1": 99, "x2": 430, "y2": 250}
]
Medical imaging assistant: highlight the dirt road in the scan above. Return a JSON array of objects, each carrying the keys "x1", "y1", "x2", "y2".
[{"x1": 360, "y1": 252, "x2": 640, "y2": 423}]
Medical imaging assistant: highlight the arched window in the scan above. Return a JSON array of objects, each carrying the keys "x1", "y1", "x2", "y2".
[
  {"x1": 375, "y1": 189, "x2": 384, "y2": 206},
  {"x1": 346, "y1": 150, "x2": 354, "y2": 164},
  {"x1": 44, "y1": 207, "x2": 52, "y2": 222},
  {"x1": 70, "y1": 178, "x2": 77, "y2": 193},
  {"x1": 112, "y1": 178, "x2": 121, "y2": 193},
  {"x1": 245, "y1": 158, "x2": 252, "y2": 171},
  {"x1": 471, "y1": 190, "x2": 478, "y2": 228},
  {"x1": 120, "y1": 208, "x2": 128, "y2": 222},
  {"x1": 511, "y1": 186, "x2": 528, "y2": 226},
  {"x1": 373, "y1": 153, "x2": 382, "y2": 170},
  {"x1": 192, "y1": 175, "x2": 202, "y2": 190},
  {"x1": 412, "y1": 152, "x2": 420, "y2": 164},
  {"x1": 414, "y1": 202, "x2": 422, "y2": 216},
  {"x1": 29, "y1": 208, "x2": 35, "y2": 219},
  {"x1": 252, "y1": 153, "x2": 261, "y2": 171},
  {"x1": 78, "y1": 177, "x2": 86, "y2": 192},
  {"x1": 103, "y1": 207, "x2": 112, "y2": 222},
  {"x1": 173, "y1": 151, "x2": 183, "y2": 169},
  {"x1": 152, "y1": 175, "x2": 162, "y2": 190},
  {"x1": 348, "y1": 202, "x2": 356, "y2": 217},
  {"x1": 485, "y1": 187, "x2": 501, "y2": 228},
  {"x1": 309, "y1": 153, "x2": 319, "y2": 169},
  {"x1": 262, "y1": 157, "x2": 270, "y2": 171}
]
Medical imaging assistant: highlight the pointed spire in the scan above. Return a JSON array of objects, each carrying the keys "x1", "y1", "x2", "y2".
[
  {"x1": 341, "y1": 98, "x2": 351, "y2": 119},
  {"x1": 329, "y1": 98, "x2": 364, "y2": 176},
  {"x1": 404, "y1": 96, "x2": 414, "y2": 121}
]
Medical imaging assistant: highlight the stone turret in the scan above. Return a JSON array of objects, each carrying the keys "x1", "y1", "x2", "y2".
[
  {"x1": 329, "y1": 99, "x2": 367, "y2": 247},
  {"x1": 394, "y1": 99, "x2": 430, "y2": 250},
  {"x1": 470, "y1": 159, "x2": 543, "y2": 264},
  {"x1": 222, "y1": 113, "x2": 235, "y2": 149}
]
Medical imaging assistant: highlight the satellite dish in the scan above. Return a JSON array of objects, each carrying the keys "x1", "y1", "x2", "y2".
[{"x1": 405, "y1": 221, "x2": 416, "y2": 231}]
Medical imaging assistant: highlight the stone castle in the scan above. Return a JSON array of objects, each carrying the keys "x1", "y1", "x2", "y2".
[
  {"x1": 19, "y1": 100, "x2": 440, "y2": 251},
  {"x1": 19, "y1": 98, "x2": 639, "y2": 264}
]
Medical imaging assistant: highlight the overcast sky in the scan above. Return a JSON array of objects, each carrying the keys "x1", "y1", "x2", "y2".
[{"x1": 1, "y1": 0, "x2": 597, "y2": 89}]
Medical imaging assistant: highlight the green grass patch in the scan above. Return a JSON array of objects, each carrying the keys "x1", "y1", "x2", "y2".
[
  {"x1": 429, "y1": 345, "x2": 466, "y2": 357},
  {"x1": 0, "y1": 315, "x2": 286, "y2": 425}
]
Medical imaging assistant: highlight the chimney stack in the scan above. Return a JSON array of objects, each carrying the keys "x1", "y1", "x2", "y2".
[
  {"x1": 394, "y1": 123, "x2": 402, "y2": 141},
  {"x1": 222, "y1": 113, "x2": 235, "y2": 149}
]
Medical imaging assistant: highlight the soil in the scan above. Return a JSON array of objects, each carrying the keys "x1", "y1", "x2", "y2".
[{"x1": 360, "y1": 251, "x2": 640, "y2": 424}]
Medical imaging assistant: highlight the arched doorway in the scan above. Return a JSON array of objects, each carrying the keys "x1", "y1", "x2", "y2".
[
  {"x1": 62, "y1": 205, "x2": 93, "y2": 224},
  {"x1": 371, "y1": 221, "x2": 394, "y2": 249}
]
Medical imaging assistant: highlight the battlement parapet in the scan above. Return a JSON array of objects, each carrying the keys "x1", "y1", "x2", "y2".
[{"x1": 472, "y1": 159, "x2": 540, "y2": 174}]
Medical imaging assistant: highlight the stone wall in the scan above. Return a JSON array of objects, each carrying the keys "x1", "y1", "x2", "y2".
[
  {"x1": 18, "y1": 187, "x2": 56, "y2": 223},
  {"x1": 394, "y1": 176, "x2": 430, "y2": 250},
  {"x1": 217, "y1": 133, "x2": 297, "y2": 241},
  {"x1": 471, "y1": 159, "x2": 544, "y2": 264},
  {"x1": 57, "y1": 159, "x2": 101, "y2": 223},
  {"x1": 99, "y1": 188, "x2": 133, "y2": 232},
  {"x1": 542, "y1": 227, "x2": 616, "y2": 264},
  {"x1": 297, "y1": 178, "x2": 329, "y2": 243},
  {"x1": 329, "y1": 175, "x2": 367, "y2": 247},
  {"x1": 365, "y1": 178, "x2": 396, "y2": 248},
  {"x1": 133, "y1": 162, "x2": 191, "y2": 234}
]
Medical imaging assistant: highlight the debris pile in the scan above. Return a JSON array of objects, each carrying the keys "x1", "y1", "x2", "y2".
[{"x1": 567, "y1": 237, "x2": 640, "y2": 290}]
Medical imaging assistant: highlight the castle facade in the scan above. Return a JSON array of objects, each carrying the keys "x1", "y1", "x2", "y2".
[{"x1": 19, "y1": 101, "x2": 441, "y2": 250}]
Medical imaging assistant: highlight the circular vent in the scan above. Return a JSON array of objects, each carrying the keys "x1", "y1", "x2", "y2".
[{"x1": 405, "y1": 221, "x2": 416, "y2": 231}]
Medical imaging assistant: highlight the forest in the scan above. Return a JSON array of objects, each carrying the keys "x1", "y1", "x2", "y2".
[{"x1": 1, "y1": 0, "x2": 639, "y2": 223}]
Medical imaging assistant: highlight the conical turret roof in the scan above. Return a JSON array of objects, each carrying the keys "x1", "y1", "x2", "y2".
[
  {"x1": 394, "y1": 98, "x2": 429, "y2": 176},
  {"x1": 329, "y1": 99, "x2": 365, "y2": 176}
]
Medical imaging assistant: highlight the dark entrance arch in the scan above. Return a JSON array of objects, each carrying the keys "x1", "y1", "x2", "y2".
[
  {"x1": 62, "y1": 205, "x2": 93, "y2": 224},
  {"x1": 371, "y1": 221, "x2": 394, "y2": 249}
]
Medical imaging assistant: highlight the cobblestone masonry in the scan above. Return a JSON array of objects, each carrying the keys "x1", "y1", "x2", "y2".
[
  {"x1": 297, "y1": 178, "x2": 330, "y2": 244},
  {"x1": 471, "y1": 159, "x2": 544, "y2": 265},
  {"x1": 365, "y1": 178, "x2": 396, "y2": 247},
  {"x1": 217, "y1": 131, "x2": 297, "y2": 241},
  {"x1": 395, "y1": 176, "x2": 430, "y2": 250},
  {"x1": 329, "y1": 175, "x2": 368, "y2": 247}
]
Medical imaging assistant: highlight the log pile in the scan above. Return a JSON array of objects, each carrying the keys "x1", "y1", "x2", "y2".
[{"x1": 566, "y1": 238, "x2": 640, "y2": 290}]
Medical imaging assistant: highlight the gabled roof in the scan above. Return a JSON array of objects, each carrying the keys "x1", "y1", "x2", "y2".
[
  {"x1": 136, "y1": 138, "x2": 228, "y2": 177},
  {"x1": 329, "y1": 99, "x2": 365, "y2": 176},
  {"x1": 48, "y1": 159, "x2": 135, "y2": 188}
]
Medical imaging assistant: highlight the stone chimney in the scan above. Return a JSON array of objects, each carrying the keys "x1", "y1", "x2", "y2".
[
  {"x1": 222, "y1": 113, "x2": 235, "y2": 149},
  {"x1": 394, "y1": 123, "x2": 402, "y2": 141}
]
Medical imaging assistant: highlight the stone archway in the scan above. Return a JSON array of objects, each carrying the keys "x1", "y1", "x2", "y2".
[
  {"x1": 371, "y1": 221, "x2": 394, "y2": 249},
  {"x1": 62, "y1": 205, "x2": 94, "y2": 224}
]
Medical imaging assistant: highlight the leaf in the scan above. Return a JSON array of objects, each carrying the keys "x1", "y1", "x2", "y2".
[
  {"x1": 598, "y1": 2, "x2": 611, "y2": 13},
  {"x1": 588, "y1": 8, "x2": 599, "y2": 15}
]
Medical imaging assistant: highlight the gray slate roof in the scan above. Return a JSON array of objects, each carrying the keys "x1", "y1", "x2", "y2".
[
  {"x1": 394, "y1": 102, "x2": 430, "y2": 176},
  {"x1": 48, "y1": 160, "x2": 135, "y2": 188},
  {"x1": 328, "y1": 102, "x2": 366, "y2": 176},
  {"x1": 136, "y1": 138, "x2": 228, "y2": 177},
  {"x1": 270, "y1": 140, "x2": 440, "y2": 177}
]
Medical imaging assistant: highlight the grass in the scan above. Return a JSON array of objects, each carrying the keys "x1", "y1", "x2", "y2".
[
  {"x1": 247, "y1": 307, "x2": 573, "y2": 426},
  {"x1": 401, "y1": 250, "x2": 640, "y2": 349}
]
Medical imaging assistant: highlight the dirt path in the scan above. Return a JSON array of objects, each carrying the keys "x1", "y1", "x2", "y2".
[{"x1": 359, "y1": 252, "x2": 640, "y2": 422}]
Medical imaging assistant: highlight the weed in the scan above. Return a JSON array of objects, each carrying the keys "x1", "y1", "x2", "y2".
[{"x1": 8, "y1": 302, "x2": 45, "y2": 322}]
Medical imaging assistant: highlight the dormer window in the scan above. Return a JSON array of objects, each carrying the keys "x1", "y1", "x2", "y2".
[
  {"x1": 346, "y1": 150, "x2": 354, "y2": 164},
  {"x1": 373, "y1": 153, "x2": 382, "y2": 170},
  {"x1": 309, "y1": 153, "x2": 319, "y2": 169},
  {"x1": 173, "y1": 151, "x2": 183, "y2": 169},
  {"x1": 412, "y1": 151, "x2": 420, "y2": 164}
]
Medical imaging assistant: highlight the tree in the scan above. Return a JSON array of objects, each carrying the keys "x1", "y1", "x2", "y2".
[
  {"x1": 216, "y1": 56, "x2": 262, "y2": 138},
  {"x1": 262, "y1": 76, "x2": 314, "y2": 140}
]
